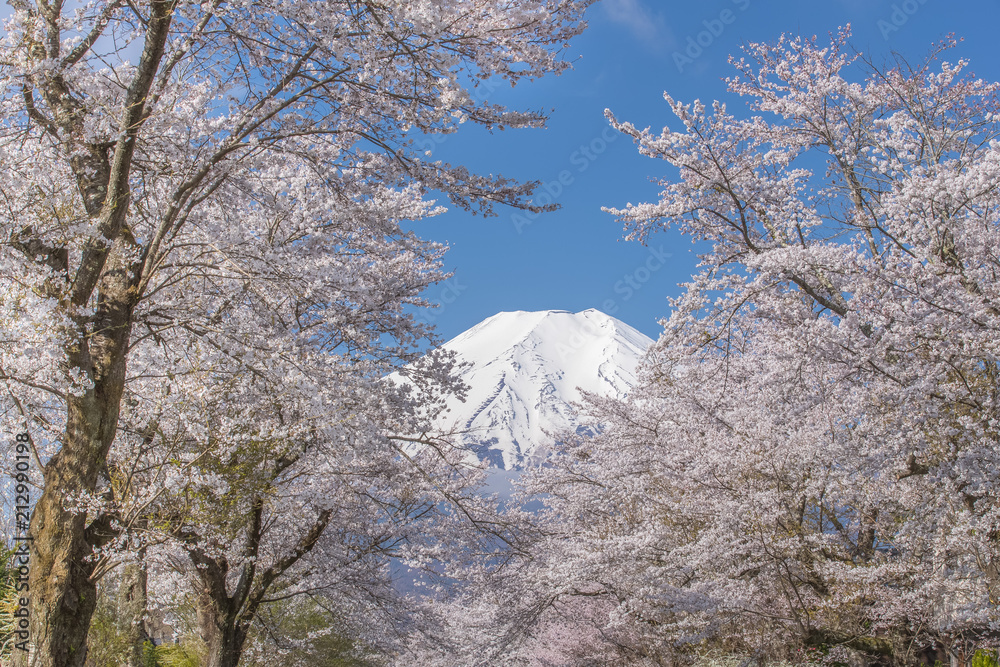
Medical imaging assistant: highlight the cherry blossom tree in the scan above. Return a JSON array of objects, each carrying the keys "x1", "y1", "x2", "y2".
[
  {"x1": 516, "y1": 28, "x2": 1000, "y2": 664},
  {"x1": 0, "y1": 1, "x2": 591, "y2": 665},
  {"x1": 124, "y1": 365, "x2": 512, "y2": 667}
]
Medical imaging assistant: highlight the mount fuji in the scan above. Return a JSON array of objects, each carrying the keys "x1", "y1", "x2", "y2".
[{"x1": 426, "y1": 309, "x2": 654, "y2": 469}]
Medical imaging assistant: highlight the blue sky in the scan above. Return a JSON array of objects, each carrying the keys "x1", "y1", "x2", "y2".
[{"x1": 411, "y1": 0, "x2": 1000, "y2": 342}]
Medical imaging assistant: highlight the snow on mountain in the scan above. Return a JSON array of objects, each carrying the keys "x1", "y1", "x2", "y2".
[{"x1": 427, "y1": 309, "x2": 653, "y2": 469}]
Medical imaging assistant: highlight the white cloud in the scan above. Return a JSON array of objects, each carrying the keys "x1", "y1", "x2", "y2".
[{"x1": 602, "y1": 0, "x2": 674, "y2": 49}]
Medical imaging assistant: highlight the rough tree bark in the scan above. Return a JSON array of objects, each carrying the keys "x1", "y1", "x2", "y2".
[
  {"x1": 185, "y1": 498, "x2": 333, "y2": 667},
  {"x1": 15, "y1": 3, "x2": 175, "y2": 665},
  {"x1": 120, "y1": 558, "x2": 151, "y2": 667}
]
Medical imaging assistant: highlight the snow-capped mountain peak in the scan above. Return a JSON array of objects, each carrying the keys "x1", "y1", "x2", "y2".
[{"x1": 432, "y1": 309, "x2": 653, "y2": 469}]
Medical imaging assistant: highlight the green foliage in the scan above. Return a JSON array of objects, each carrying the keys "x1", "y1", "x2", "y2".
[
  {"x1": 85, "y1": 582, "x2": 133, "y2": 667},
  {"x1": 86, "y1": 578, "x2": 207, "y2": 667},
  {"x1": 973, "y1": 650, "x2": 1000, "y2": 667},
  {"x1": 243, "y1": 596, "x2": 383, "y2": 667},
  {"x1": 0, "y1": 545, "x2": 17, "y2": 662},
  {"x1": 144, "y1": 638, "x2": 207, "y2": 667}
]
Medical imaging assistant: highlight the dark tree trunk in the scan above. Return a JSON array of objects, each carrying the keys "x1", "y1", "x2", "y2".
[
  {"x1": 197, "y1": 584, "x2": 249, "y2": 667},
  {"x1": 22, "y1": 486, "x2": 99, "y2": 667},
  {"x1": 186, "y1": 503, "x2": 333, "y2": 667},
  {"x1": 11, "y1": 2, "x2": 176, "y2": 664},
  {"x1": 120, "y1": 559, "x2": 150, "y2": 667},
  {"x1": 202, "y1": 620, "x2": 249, "y2": 667},
  {"x1": 21, "y1": 306, "x2": 132, "y2": 667}
]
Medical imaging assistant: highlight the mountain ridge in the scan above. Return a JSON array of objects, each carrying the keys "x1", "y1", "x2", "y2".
[{"x1": 430, "y1": 309, "x2": 653, "y2": 469}]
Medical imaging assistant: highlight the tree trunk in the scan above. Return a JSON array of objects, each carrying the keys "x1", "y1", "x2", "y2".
[
  {"x1": 16, "y1": 243, "x2": 136, "y2": 667},
  {"x1": 184, "y1": 502, "x2": 333, "y2": 667},
  {"x1": 19, "y1": 486, "x2": 99, "y2": 667},
  {"x1": 203, "y1": 627, "x2": 249, "y2": 667},
  {"x1": 13, "y1": 1, "x2": 176, "y2": 659},
  {"x1": 198, "y1": 596, "x2": 249, "y2": 667},
  {"x1": 120, "y1": 559, "x2": 150, "y2": 667},
  {"x1": 20, "y1": 375, "x2": 130, "y2": 666}
]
